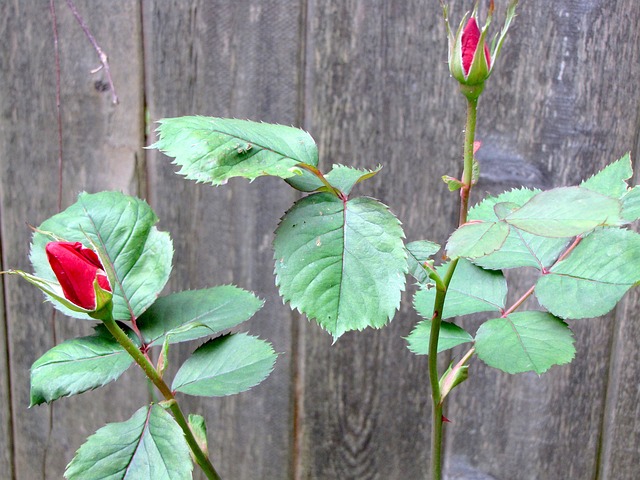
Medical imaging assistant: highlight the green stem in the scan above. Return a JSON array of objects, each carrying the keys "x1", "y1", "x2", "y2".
[
  {"x1": 101, "y1": 316, "x2": 222, "y2": 480},
  {"x1": 459, "y1": 96, "x2": 478, "y2": 226},
  {"x1": 502, "y1": 285, "x2": 536, "y2": 318},
  {"x1": 429, "y1": 95, "x2": 479, "y2": 480},
  {"x1": 427, "y1": 258, "x2": 458, "y2": 480}
]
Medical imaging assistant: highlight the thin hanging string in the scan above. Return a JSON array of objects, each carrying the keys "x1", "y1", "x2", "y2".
[
  {"x1": 45, "y1": 1, "x2": 62, "y2": 475},
  {"x1": 51, "y1": 0, "x2": 63, "y2": 213}
]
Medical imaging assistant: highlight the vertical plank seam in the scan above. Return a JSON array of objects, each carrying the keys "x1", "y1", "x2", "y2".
[
  {"x1": 0, "y1": 198, "x2": 17, "y2": 480},
  {"x1": 44, "y1": 2, "x2": 63, "y2": 475},
  {"x1": 137, "y1": 0, "x2": 155, "y2": 411},
  {"x1": 292, "y1": 1, "x2": 312, "y2": 478},
  {"x1": 300, "y1": 0, "x2": 314, "y2": 131},
  {"x1": 595, "y1": 103, "x2": 640, "y2": 480},
  {"x1": 138, "y1": 0, "x2": 151, "y2": 203},
  {"x1": 593, "y1": 312, "x2": 620, "y2": 480}
]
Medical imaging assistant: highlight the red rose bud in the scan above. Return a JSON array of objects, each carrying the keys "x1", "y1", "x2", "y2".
[
  {"x1": 461, "y1": 18, "x2": 490, "y2": 75},
  {"x1": 46, "y1": 241, "x2": 112, "y2": 311},
  {"x1": 442, "y1": 1, "x2": 519, "y2": 97},
  {"x1": 449, "y1": 14, "x2": 491, "y2": 89}
]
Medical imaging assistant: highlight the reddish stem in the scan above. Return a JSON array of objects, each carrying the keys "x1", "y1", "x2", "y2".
[
  {"x1": 65, "y1": 0, "x2": 119, "y2": 104},
  {"x1": 502, "y1": 235, "x2": 582, "y2": 317}
]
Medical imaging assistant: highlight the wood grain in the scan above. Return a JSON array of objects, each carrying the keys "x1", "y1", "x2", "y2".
[
  {"x1": 0, "y1": 1, "x2": 147, "y2": 478},
  {"x1": 0, "y1": 1, "x2": 639, "y2": 479},
  {"x1": 142, "y1": 1, "x2": 303, "y2": 478},
  {"x1": 445, "y1": 1, "x2": 640, "y2": 479},
  {"x1": 298, "y1": 1, "x2": 460, "y2": 477}
]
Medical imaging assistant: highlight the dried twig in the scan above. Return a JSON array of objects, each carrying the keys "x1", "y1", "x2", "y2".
[
  {"x1": 50, "y1": 0, "x2": 64, "y2": 211},
  {"x1": 65, "y1": 0, "x2": 119, "y2": 104}
]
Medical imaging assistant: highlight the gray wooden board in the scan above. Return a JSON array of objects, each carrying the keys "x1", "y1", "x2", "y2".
[
  {"x1": 298, "y1": 1, "x2": 460, "y2": 477},
  {"x1": 444, "y1": 1, "x2": 640, "y2": 479},
  {"x1": 1, "y1": 1, "x2": 640, "y2": 479},
  {"x1": 0, "y1": 1, "x2": 148, "y2": 478},
  {"x1": 599, "y1": 158, "x2": 640, "y2": 480},
  {"x1": 142, "y1": 1, "x2": 302, "y2": 478},
  {"x1": 0, "y1": 247, "x2": 12, "y2": 477},
  {"x1": 600, "y1": 288, "x2": 640, "y2": 480}
]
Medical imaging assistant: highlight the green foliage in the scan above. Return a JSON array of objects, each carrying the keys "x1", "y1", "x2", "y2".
[
  {"x1": 188, "y1": 414, "x2": 209, "y2": 459},
  {"x1": 152, "y1": 116, "x2": 318, "y2": 185},
  {"x1": 287, "y1": 164, "x2": 382, "y2": 194},
  {"x1": 64, "y1": 404, "x2": 193, "y2": 480},
  {"x1": 535, "y1": 228, "x2": 640, "y2": 319},
  {"x1": 15, "y1": 188, "x2": 279, "y2": 478},
  {"x1": 621, "y1": 186, "x2": 640, "y2": 222},
  {"x1": 446, "y1": 221, "x2": 510, "y2": 259},
  {"x1": 30, "y1": 191, "x2": 173, "y2": 321},
  {"x1": 405, "y1": 240, "x2": 441, "y2": 284},
  {"x1": 468, "y1": 188, "x2": 570, "y2": 270},
  {"x1": 406, "y1": 320, "x2": 472, "y2": 355},
  {"x1": 413, "y1": 259, "x2": 507, "y2": 319},
  {"x1": 30, "y1": 324, "x2": 136, "y2": 406},
  {"x1": 138, "y1": 286, "x2": 264, "y2": 346},
  {"x1": 172, "y1": 333, "x2": 277, "y2": 397},
  {"x1": 503, "y1": 187, "x2": 624, "y2": 237},
  {"x1": 273, "y1": 193, "x2": 407, "y2": 339},
  {"x1": 324, "y1": 165, "x2": 382, "y2": 195},
  {"x1": 580, "y1": 153, "x2": 632, "y2": 198},
  {"x1": 474, "y1": 311, "x2": 575, "y2": 374},
  {"x1": 442, "y1": 175, "x2": 464, "y2": 191}
]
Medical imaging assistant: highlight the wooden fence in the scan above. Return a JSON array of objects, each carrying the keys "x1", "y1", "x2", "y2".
[{"x1": 1, "y1": 1, "x2": 639, "y2": 478}]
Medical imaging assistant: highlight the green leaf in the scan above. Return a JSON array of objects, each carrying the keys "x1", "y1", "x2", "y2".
[
  {"x1": 406, "y1": 240, "x2": 441, "y2": 283},
  {"x1": 5, "y1": 269, "x2": 93, "y2": 314},
  {"x1": 442, "y1": 175, "x2": 463, "y2": 191},
  {"x1": 64, "y1": 404, "x2": 192, "y2": 480},
  {"x1": 30, "y1": 324, "x2": 135, "y2": 406},
  {"x1": 188, "y1": 414, "x2": 208, "y2": 459},
  {"x1": 439, "y1": 361, "x2": 469, "y2": 402},
  {"x1": 475, "y1": 311, "x2": 575, "y2": 374},
  {"x1": 30, "y1": 191, "x2": 173, "y2": 321},
  {"x1": 324, "y1": 164, "x2": 382, "y2": 195},
  {"x1": 413, "y1": 259, "x2": 507, "y2": 319},
  {"x1": 580, "y1": 153, "x2": 632, "y2": 198},
  {"x1": 504, "y1": 187, "x2": 624, "y2": 237},
  {"x1": 152, "y1": 116, "x2": 318, "y2": 185},
  {"x1": 406, "y1": 319, "x2": 473, "y2": 355},
  {"x1": 469, "y1": 188, "x2": 539, "y2": 221},
  {"x1": 285, "y1": 164, "x2": 382, "y2": 195},
  {"x1": 138, "y1": 286, "x2": 264, "y2": 346},
  {"x1": 284, "y1": 165, "x2": 325, "y2": 192},
  {"x1": 446, "y1": 221, "x2": 510, "y2": 259},
  {"x1": 535, "y1": 228, "x2": 640, "y2": 319},
  {"x1": 468, "y1": 188, "x2": 570, "y2": 270},
  {"x1": 273, "y1": 193, "x2": 407, "y2": 339},
  {"x1": 621, "y1": 186, "x2": 640, "y2": 222},
  {"x1": 493, "y1": 202, "x2": 519, "y2": 219},
  {"x1": 477, "y1": 228, "x2": 569, "y2": 271},
  {"x1": 172, "y1": 333, "x2": 277, "y2": 397}
]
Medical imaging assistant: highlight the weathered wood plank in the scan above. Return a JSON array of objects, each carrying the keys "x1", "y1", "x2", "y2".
[
  {"x1": 2, "y1": 1, "x2": 639, "y2": 479},
  {"x1": 600, "y1": 288, "x2": 640, "y2": 480},
  {"x1": 298, "y1": 1, "x2": 462, "y2": 477},
  {"x1": 444, "y1": 1, "x2": 640, "y2": 479},
  {"x1": 0, "y1": 1, "x2": 147, "y2": 478},
  {"x1": 0, "y1": 264, "x2": 13, "y2": 478},
  {"x1": 301, "y1": 0, "x2": 640, "y2": 479},
  {"x1": 142, "y1": 1, "x2": 303, "y2": 478}
]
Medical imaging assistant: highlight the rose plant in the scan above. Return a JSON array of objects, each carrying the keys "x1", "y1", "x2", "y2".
[
  {"x1": 149, "y1": 1, "x2": 640, "y2": 479},
  {"x1": 46, "y1": 241, "x2": 113, "y2": 312},
  {"x1": 4, "y1": 1, "x2": 640, "y2": 479},
  {"x1": 4, "y1": 191, "x2": 278, "y2": 479}
]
